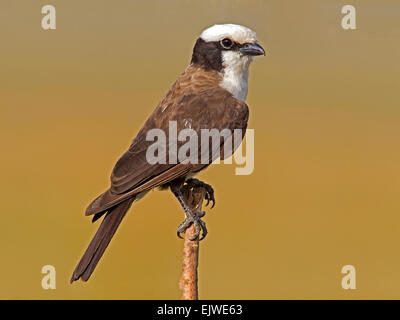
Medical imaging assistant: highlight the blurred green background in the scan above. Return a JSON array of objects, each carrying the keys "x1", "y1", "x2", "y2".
[{"x1": 1, "y1": 0, "x2": 399, "y2": 299}]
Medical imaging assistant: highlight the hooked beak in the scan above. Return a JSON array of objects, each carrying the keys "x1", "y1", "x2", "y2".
[{"x1": 240, "y1": 42, "x2": 266, "y2": 56}]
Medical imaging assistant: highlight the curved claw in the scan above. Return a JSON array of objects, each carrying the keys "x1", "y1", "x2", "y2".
[
  {"x1": 206, "y1": 193, "x2": 215, "y2": 208},
  {"x1": 198, "y1": 220, "x2": 208, "y2": 241},
  {"x1": 206, "y1": 189, "x2": 215, "y2": 208},
  {"x1": 210, "y1": 198, "x2": 215, "y2": 209}
]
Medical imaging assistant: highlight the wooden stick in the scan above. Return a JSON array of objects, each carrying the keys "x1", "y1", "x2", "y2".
[{"x1": 179, "y1": 186, "x2": 206, "y2": 300}]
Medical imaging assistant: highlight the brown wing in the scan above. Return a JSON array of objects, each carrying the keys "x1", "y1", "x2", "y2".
[
  {"x1": 86, "y1": 86, "x2": 249, "y2": 216},
  {"x1": 173, "y1": 87, "x2": 249, "y2": 168}
]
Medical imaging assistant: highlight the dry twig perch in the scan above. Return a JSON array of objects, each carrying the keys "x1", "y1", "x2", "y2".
[{"x1": 179, "y1": 185, "x2": 206, "y2": 300}]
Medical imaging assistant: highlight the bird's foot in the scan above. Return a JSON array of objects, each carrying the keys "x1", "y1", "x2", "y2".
[
  {"x1": 171, "y1": 178, "x2": 215, "y2": 240},
  {"x1": 177, "y1": 210, "x2": 208, "y2": 241},
  {"x1": 185, "y1": 178, "x2": 215, "y2": 208}
]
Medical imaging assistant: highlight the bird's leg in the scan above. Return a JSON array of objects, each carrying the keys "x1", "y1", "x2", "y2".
[
  {"x1": 185, "y1": 178, "x2": 215, "y2": 208},
  {"x1": 170, "y1": 180, "x2": 214, "y2": 241}
]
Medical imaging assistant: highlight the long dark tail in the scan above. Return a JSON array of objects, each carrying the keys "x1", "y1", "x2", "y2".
[{"x1": 70, "y1": 197, "x2": 135, "y2": 283}]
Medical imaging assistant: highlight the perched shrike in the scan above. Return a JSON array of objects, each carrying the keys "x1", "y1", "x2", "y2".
[{"x1": 71, "y1": 24, "x2": 265, "y2": 282}]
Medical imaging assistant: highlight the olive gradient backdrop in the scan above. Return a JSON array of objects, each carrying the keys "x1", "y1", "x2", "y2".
[{"x1": 1, "y1": 0, "x2": 399, "y2": 299}]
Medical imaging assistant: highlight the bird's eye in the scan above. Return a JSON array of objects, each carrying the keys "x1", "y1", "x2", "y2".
[{"x1": 220, "y1": 38, "x2": 233, "y2": 49}]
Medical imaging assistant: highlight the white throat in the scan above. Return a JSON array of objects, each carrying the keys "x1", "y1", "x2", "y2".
[{"x1": 219, "y1": 51, "x2": 252, "y2": 102}]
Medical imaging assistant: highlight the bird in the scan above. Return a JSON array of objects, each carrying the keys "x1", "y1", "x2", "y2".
[{"x1": 71, "y1": 23, "x2": 265, "y2": 283}]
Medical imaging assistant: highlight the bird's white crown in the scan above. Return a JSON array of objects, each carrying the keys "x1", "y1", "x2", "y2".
[{"x1": 200, "y1": 24, "x2": 257, "y2": 44}]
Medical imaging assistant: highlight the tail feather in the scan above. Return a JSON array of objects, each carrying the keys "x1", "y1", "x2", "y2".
[{"x1": 71, "y1": 197, "x2": 135, "y2": 283}]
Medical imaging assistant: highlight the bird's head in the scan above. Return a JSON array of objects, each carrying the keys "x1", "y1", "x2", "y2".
[{"x1": 191, "y1": 24, "x2": 265, "y2": 101}]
